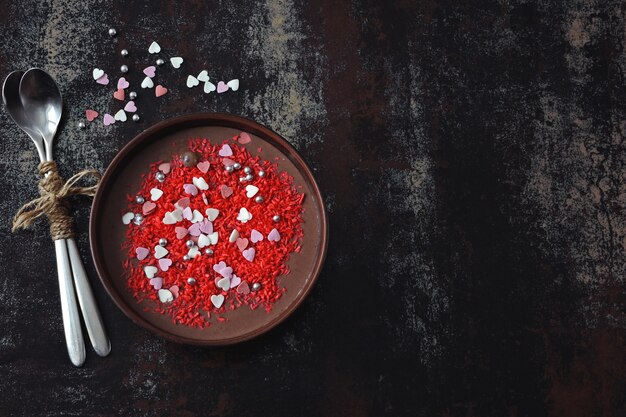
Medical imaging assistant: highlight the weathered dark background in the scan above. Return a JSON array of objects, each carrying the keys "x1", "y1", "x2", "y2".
[{"x1": 0, "y1": 0, "x2": 624, "y2": 416}]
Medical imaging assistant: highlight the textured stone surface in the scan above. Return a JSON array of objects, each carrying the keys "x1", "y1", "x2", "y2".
[{"x1": 0, "y1": 0, "x2": 625, "y2": 415}]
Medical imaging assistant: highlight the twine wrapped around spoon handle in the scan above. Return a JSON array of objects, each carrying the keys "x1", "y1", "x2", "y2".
[{"x1": 12, "y1": 161, "x2": 101, "y2": 240}]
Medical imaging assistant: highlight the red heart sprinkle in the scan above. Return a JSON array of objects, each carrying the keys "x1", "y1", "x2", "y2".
[
  {"x1": 113, "y1": 88, "x2": 125, "y2": 101},
  {"x1": 236, "y1": 238, "x2": 249, "y2": 251},
  {"x1": 142, "y1": 201, "x2": 156, "y2": 215},
  {"x1": 238, "y1": 132, "x2": 252, "y2": 144},
  {"x1": 220, "y1": 185, "x2": 233, "y2": 198},
  {"x1": 155, "y1": 85, "x2": 168, "y2": 97},
  {"x1": 85, "y1": 109, "x2": 99, "y2": 122}
]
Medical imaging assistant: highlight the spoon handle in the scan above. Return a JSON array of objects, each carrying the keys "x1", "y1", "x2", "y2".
[
  {"x1": 66, "y1": 238, "x2": 111, "y2": 357},
  {"x1": 54, "y1": 240, "x2": 86, "y2": 366}
]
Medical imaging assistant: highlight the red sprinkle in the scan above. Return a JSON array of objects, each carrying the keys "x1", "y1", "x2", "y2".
[{"x1": 122, "y1": 138, "x2": 304, "y2": 327}]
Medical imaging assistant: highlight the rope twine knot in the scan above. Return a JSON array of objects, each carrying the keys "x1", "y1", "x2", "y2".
[{"x1": 12, "y1": 161, "x2": 101, "y2": 240}]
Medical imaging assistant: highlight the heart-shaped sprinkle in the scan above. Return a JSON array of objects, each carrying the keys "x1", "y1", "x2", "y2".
[
  {"x1": 237, "y1": 207, "x2": 253, "y2": 223},
  {"x1": 197, "y1": 70, "x2": 209, "y2": 82},
  {"x1": 199, "y1": 219, "x2": 213, "y2": 234},
  {"x1": 150, "y1": 277, "x2": 163, "y2": 290},
  {"x1": 238, "y1": 132, "x2": 252, "y2": 144},
  {"x1": 158, "y1": 162, "x2": 171, "y2": 174},
  {"x1": 237, "y1": 281, "x2": 250, "y2": 294},
  {"x1": 155, "y1": 85, "x2": 168, "y2": 97},
  {"x1": 268, "y1": 228, "x2": 281, "y2": 242},
  {"x1": 158, "y1": 289, "x2": 174, "y2": 303},
  {"x1": 222, "y1": 158, "x2": 236, "y2": 167},
  {"x1": 154, "y1": 245, "x2": 169, "y2": 259},
  {"x1": 245, "y1": 185, "x2": 259, "y2": 198},
  {"x1": 182, "y1": 206, "x2": 193, "y2": 221},
  {"x1": 96, "y1": 74, "x2": 109, "y2": 85},
  {"x1": 213, "y1": 262, "x2": 227, "y2": 273},
  {"x1": 169, "y1": 285, "x2": 179, "y2": 298},
  {"x1": 197, "y1": 161, "x2": 210, "y2": 173},
  {"x1": 202, "y1": 193, "x2": 209, "y2": 205},
  {"x1": 170, "y1": 57, "x2": 183, "y2": 68},
  {"x1": 175, "y1": 196, "x2": 190, "y2": 209},
  {"x1": 158, "y1": 258, "x2": 172, "y2": 271},
  {"x1": 186, "y1": 75, "x2": 199, "y2": 88},
  {"x1": 144, "y1": 266, "x2": 158, "y2": 278},
  {"x1": 175, "y1": 227, "x2": 189, "y2": 239},
  {"x1": 219, "y1": 266, "x2": 233, "y2": 279},
  {"x1": 92, "y1": 68, "x2": 104, "y2": 80},
  {"x1": 217, "y1": 277, "x2": 230, "y2": 291},
  {"x1": 187, "y1": 246, "x2": 200, "y2": 258},
  {"x1": 117, "y1": 77, "x2": 129, "y2": 89},
  {"x1": 230, "y1": 275, "x2": 242, "y2": 288},
  {"x1": 192, "y1": 176, "x2": 209, "y2": 190},
  {"x1": 250, "y1": 229, "x2": 264, "y2": 243},
  {"x1": 227, "y1": 79, "x2": 239, "y2": 91},
  {"x1": 208, "y1": 232, "x2": 219, "y2": 245},
  {"x1": 85, "y1": 109, "x2": 99, "y2": 122},
  {"x1": 171, "y1": 209, "x2": 183, "y2": 221},
  {"x1": 148, "y1": 41, "x2": 161, "y2": 54},
  {"x1": 103, "y1": 113, "x2": 115, "y2": 125},
  {"x1": 203, "y1": 81, "x2": 216, "y2": 93},
  {"x1": 242, "y1": 247, "x2": 256, "y2": 262},
  {"x1": 236, "y1": 238, "x2": 249, "y2": 251},
  {"x1": 162, "y1": 211, "x2": 178, "y2": 224},
  {"x1": 113, "y1": 89, "x2": 125, "y2": 101},
  {"x1": 229, "y1": 229, "x2": 240, "y2": 243},
  {"x1": 150, "y1": 188, "x2": 163, "y2": 201},
  {"x1": 190, "y1": 209, "x2": 204, "y2": 223},
  {"x1": 205, "y1": 208, "x2": 219, "y2": 221},
  {"x1": 220, "y1": 185, "x2": 233, "y2": 198},
  {"x1": 188, "y1": 222, "x2": 202, "y2": 236},
  {"x1": 124, "y1": 101, "x2": 137, "y2": 112},
  {"x1": 135, "y1": 247, "x2": 149, "y2": 260},
  {"x1": 122, "y1": 212, "x2": 134, "y2": 224},
  {"x1": 142, "y1": 201, "x2": 156, "y2": 215},
  {"x1": 218, "y1": 144, "x2": 233, "y2": 157},
  {"x1": 216, "y1": 81, "x2": 229, "y2": 93},
  {"x1": 143, "y1": 66, "x2": 156, "y2": 78},
  {"x1": 197, "y1": 233, "x2": 210, "y2": 248},
  {"x1": 114, "y1": 109, "x2": 127, "y2": 122},
  {"x1": 183, "y1": 183, "x2": 198, "y2": 196},
  {"x1": 141, "y1": 77, "x2": 154, "y2": 88},
  {"x1": 210, "y1": 294, "x2": 225, "y2": 308}
]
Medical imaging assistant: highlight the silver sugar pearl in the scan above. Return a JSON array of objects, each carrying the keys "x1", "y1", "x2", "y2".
[
  {"x1": 129, "y1": 91, "x2": 137, "y2": 99},
  {"x1": 132, "y1": 114, "x2": 140, "y2": 122},
  {"x1": 135, "y1": 195, "x2": 145, "y2": 204},
  {"x1": 255, "y1": 195, "x2": 264, "y2": 203},
  {"x1": 108, "y1": 28, "x2": 117, "y2": 37},
  {"x1": 156, "y1": 58, "x2": 165, "y2": 66},
  {"x1": 252, "y1": 283, "x2": 262, "y2": 291},
  {"x1": 245, "y1": 174, "x2": 254, "y2": 181},
  {"x1": 187, "y1": 277, "x2": 196, "y2": 285},
  {"x1": 121, "y1": 49, "x2": 129, "y2": 57},
  {"x1": 239, "y1": 177, "x2": 247, "y2": 183},
  {"x1": 186, "y1": 240, "x2": 195, "y2": 248},
  {"x1": 159, "y1": 238, "x2": 168, "y2": 246},
  {"x1": 258, "y1": 170, "x2": 266, "y2": 177},
  {"x1": 225, "y1": 165, "x2": 234, "y2": 173},
  {"x1": 272, "y1": 215, "x2": 281, "y2": 222},
  {"x1": 183, "y1": 255, "x2": 191, "y2": 261},
  {"x1": 204, "y1": 248, "x2": 214, "y2": 256},
  {"x1": 243, "y1": 166, "x2": 252, "y2": 174},
  {"x1": 155, "y1": 171, "x2": 166, "y2": 182},
  {"x1": 77, "y1": 121, "x2": 86, "y2": 129},
  {"x1": 120, "y1": 64, "x2": 129, "y2": 73},
  {"x1": 233, "y1": 163, "x2": 242, "y2": 170},
  {"x1": 133, "y1": 213, "x2": 144, "y2": 225}
]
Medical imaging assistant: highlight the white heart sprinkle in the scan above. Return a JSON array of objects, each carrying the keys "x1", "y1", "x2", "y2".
[
  {"x1": 186, "y1": 75, "x2": 199, "y2": 88},
  {"x1": 150, "y1": 188, "x2": 163, "y2": 201},
  {"x1": 197, "y1": 233, "x2": 210, "y2": 248},
  {"x1": 205, "y1": 208, "x2": 219, "y2": 221},
  {"x1": 217, "y1": 277, "x2": 230, "y2": 291},
  {"x1": 187, "y1": 246, "x2": 200, "y2": 258},
  {"x1": 158, "y1": 289, "x2": 174, "y2": 303},
  {"x1": 154, "y1": 245, "x2": 168, "y2": 259},
  {"x1": 141, "y1": 77, "x2": 154, "y2": 89},
  {"x1": 203, "y1": 81, "x2": 216, "y2": 94},
  {"x1": 114, "y1": 109, "x2": 127, "y2": 122},
  {"x1": 122, "y1": 212, "x2": 134, "y2": 224},
  {"x1": 170, "y1": 57, "x2": 183, "y2": 68},
  {"x1": 237, "y1": 207, "x2": 253, "y2": 223},
  {"x1": 190, "y1": 209, "x2": 204, "y2": 223},
  {"x1": 226, "y1": 79, "x2": 239, "y2": 91},
  {"x1": 144, "y1": 266, "x2": 158, "y2": 279},
  {"x1": 92, "y1": 68, "x2": 104, "y2": 80},
  {"x1": 197, "y1": 70, "x2": 209, "y2": 82},
  {"x1": 163, "y1": 212, "x2": 177, "y2": 224},
  {"x1": 245, "y1": 185, "x2": 259, "y2": 198},
  {"x1": 229, "y1": 229, "x2": 239, "y2": 243},
  {"x1": 171, "y1": 209, "x2": 183, "y2": 221},
  {"x1": 192, "y1": 176, "x2": 208, "y2": 190},
  {"x1": 208, "y1": 232, "x2": 219, "y2": 245},
  {"x1": 148, "y1": 41, "x2": 161, "y2": 54},
  {"x1": 210, "y1": 294, "x2": 225, "y2": 308}
]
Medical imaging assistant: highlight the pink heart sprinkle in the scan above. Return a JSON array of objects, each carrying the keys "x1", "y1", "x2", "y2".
[
  {"x1": 124, "y1": 101, "x2": 137, "y2": 113},
  {"x1": 183, "y1": 183, "x2": 198, "y2": 196},
  {"x1": 113, "y1": 88, "x2": 125, "y2": 101},
  {"x1": 155, "y1": 85, "x2": 168, "y2": 97},
  {"x1": 268, "y1": 228, "x2": 281, "y2": 242},
  {"x1": 237, "y1": 281, "x2": 250, "y2": 294},
  {"x1": 250, "y1": 229, "x2": 264, "y2": 243},
  {"x1": 242, "y1": 247, "x2": 256, "y2": 262},
  {"x1": 143, "y1": 66, "x2": 156, "y2": 78},
  {"x1": 214, "y1": 276, "x2": 222, "y2": 287},
  {"x1": 236, "y1": 238, "x2": 249, "y2": 251},
  {"x1": 158, "y1": 258, "x2": 172, "y2": 272},
  {"x1": 175, "y1": 227, "x2": 189, "y2": 239},
  {"x1": 142, "y1": 201, "x2": 156, "y2": 215},
  {"x1": 188, "y1": 223, "x2": 202, "y2": 236},
  {"x1": 96, "y1": 74, "x2": 109, "y2": 85},
  {"x1": 216, "y1": 81, "x2": 229, "y2": 93},
  {"x1": 85, "y1": 109, "x2": 99, "y2": 122},
  {"x1": 218, "y1": 144, "x2": 233, "y2": 157},
  {"x1": 238, "y1": 132, "x2": 252, "y2": 144},
  {"x1": 176, "y1": 197, "x2": 190, "y2": 209},
  {"x1": 197, "y1": 161, "x2": 210, "y2": 173},
  {"x1": 150, "y1": 277, "x2": 163, "y2": 290},
  {"x1": 213, "y1": 261, "x2": 227, "y2": 273},
  {"x1": 103, "y1": 113, "x2": 115, "y2": 125},
  {"x1": 169, "y1": 285, "x2": 179, "y2": 298},
  {"x1": 117, "y1": 77, "x2": 129, "y2": 89},
  {"x1": 199, "y1": 219, "x2": 213, "y2": 234},
  {"x1": 220, "y1": 185, "x2": 233, "y2": 198},
  {"x1": 135, "y1": 247, "x2": 149, "y2": 260},
  {"x1": 182, "y1": 206, "x2": 193, "y2": 220},
  {"x1": 230, "y1": 275, "x2": 242, "y2": 288},
  {"x1": 222, "y1": 158, "x2": 235, "y2": 167},
  {"x1": 219, "y1": 267, "x2": 233, "y2": 279}
]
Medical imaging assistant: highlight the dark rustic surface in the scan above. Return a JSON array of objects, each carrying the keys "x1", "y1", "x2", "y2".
[{"x1": 0, "y1": 0, "x2": 624, "y2": 416}]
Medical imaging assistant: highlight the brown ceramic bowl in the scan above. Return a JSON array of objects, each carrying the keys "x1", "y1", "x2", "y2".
[{"x1": 89, "y1": 113, "x2": 327, "y2": 345}]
